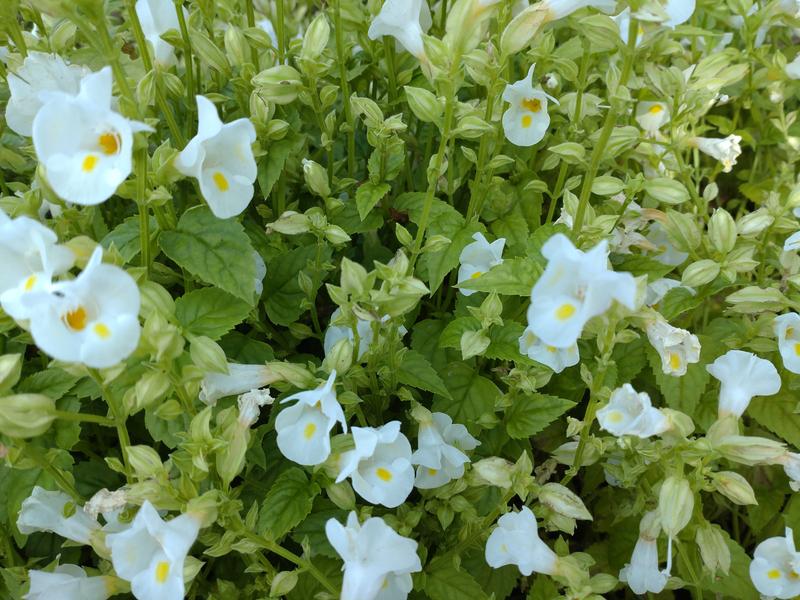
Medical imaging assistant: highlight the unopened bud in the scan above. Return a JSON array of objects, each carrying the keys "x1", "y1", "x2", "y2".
[
  {"x1": 708, "y1": 208, "x2": 736, "y2": 254},
  {"x1": 300, "y1": 13, "x2": 330, "y2": 60},
  {"x1": 252, "y1": 65, "x2": 303, "y2": 105},
  {"x1": 716, "y1": 435, "x2": 787, "y2": 466},
  {"x1": 190, "y1": 336, "x2": 229, "y2": 374},
  {"x1": 471, "y1": 457, "x2": 514, "y2": 488},
  {"x1": 696, "y1": 523, "x2": 731, "y2": 575},
  {"x1": 711, "y1": 471, "x2": 757, "y2": 505},
  {"x1": 0, "y1": 354, "x2": 22, "y2": 394},
  {"x1": 267, "y1": 211, "x2": 312, "y2": 236},
  {"x1": 658, "y1": 476, "x2": 694, "y2": 537},
  {"x1": 681, "y1": 259, "x2": 720, "y2": 287},
  {"x1": 404, "y1": 86, "x2": 442, "y2": 124},
  {"x1": 326, "y1": 480, "x2": 356, "y2": 510},
  {"x1": 270, "y1": 571, "x2": 299, "y2": 597},
  {"x1": 0, "y1": 394, "x2": 56, "y2": 438},
  {"x1": 224, "y1": 25, "x2": 248, "y2": 66},
  {"x1": 324, "y1": 225, "x2": 351, "y2": 245},
  {"x1": 323, "y1": 338, "x2": 353, "y2": 375},
  {"x1": 539, "y1": 483, "x2": 592, "y2": 520},
  {"x1": 737, "y1": 208, "x2": 773, "y2": 236},
  {"x1": 302, "y1": 159, "x2": 331, "y2": 198}
]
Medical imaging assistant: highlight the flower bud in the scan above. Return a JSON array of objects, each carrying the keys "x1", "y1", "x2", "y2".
[
  {"x1": 404, "y1": 86, "x2": 442, "y2": 124},
  {"x1": 0, "y1": 394, "x2": 56, "y2": 438},
  {"x1": 249, "y1": 91, "x2": 272, "y2": 129},
  {"x1": 681, "y1": 259, "x2": 720, "y2": 287},
  {"x1": 302, "y1": 159, "x2": 331, "y2": 197},
  {"x1": 725, "y1": 286, "x2": 788, "y2": 314},
  {"x1": 460, "y1": 330, "x2": 490, "y2": 360},
  {"x1": 267, "y1": 211, "x2": 312, "y2": 235},
  {"x1": 711, "y1": 471, "x2": 757, "y2": 505},
  {"x1": 323, "y1": 338, "x2": 353, "y2": 376},
  {"x1": 186, "y1": 490, "x2": 221, "y2": 527},
  {"x1": 142, "y1": 313, "x2": 184, "y2": 362},
  {"x1": 129, "y1": 370, "x2": 171, "y2": 414},
  {"x1": 539, "y1": 483, "x2": 593, "y2": 521},
  {"x1": 708, "y1": 208, "x2": 736, "y2": 254},
  {"x1": 224, "y1": 25, "x2": 248, "y2": 67},
  {"x1": 695, "y1": 523, "x2": 731, "y2": 575},
  {"x1": 737, "y1": 208, "x2": 773, "y2": 236},
  {"x1": 326, "y1": 480, "x2": 356, "y2": 510},
  {"x1": 324, "y1": 225, "x2": 351, "y2": 245},
  {"x1": 660, "y1": 408, "x2": 695, "y2": 438},
  {"x1": 551, "y1": 440, "x2": 601, "y2": 466},
  {"x1": 216, "y1": 409, "x2": 250, "y2": 487},
  {"x1": 471, "y1": 457, "x2": 514, "y2": 488},
  {"x1": 139, "y1": 280, "x2": 175, "y2": 318},
  {"x1": 271, "y1": 571, "x2": 299, "y2": 596},
  {"x1": 189, "y1": 336, "x2": 229, "y2": 374},
  {"x1": 300, "y1": 13, "x2": 330, "y2": 61},
  {"x1": 0, "y1": 354, "x2": 22, "y2": 394},
  {"x1": 500, "y1": 4, "x2": 551, "y2": 55},
  {"x1": 715, "y1": 435, "x2": 786, "y2": 466},
  {"x1": 125, "y1": 445, "x2": 165, "y2": 480},
  {"x1": 252, "y1": 65, "x2": 303, "y2": 105},
  {"x1": 657, "y1": 476, "x2": 694, "y2": 537}
]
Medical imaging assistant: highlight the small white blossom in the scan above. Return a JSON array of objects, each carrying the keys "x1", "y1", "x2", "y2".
[
  {"x1": 237, "y1": 388, "x2": 274, "y2": 428},
  {"x1": 646, "y1": 222, "x2": 688, "y2": 266},
  {"x1": 645, "y1": 318, "x2": 701, "y2": 376},
  {"x1": 485, "y1": 506, "x2": 558, "y2": 576},
  {"x1": 645, "y1": 278, "x2": 690, "y2": 308},
  {"x1": 411, "y1": 412, "x2": 479, "y2": 489},
  {"x1": 25, "y1": 565, "x2": 115, "y2": 600},
  {"x1": 367, "y1": 0, "x2": 431, "y2": 59},
  {"x1": 457, "y1": 232, "x2": 505, "y2": 295},
  {"x1": 542, "y1": 0, "x2": 617, "y2": 20},
  {"x1": 691, "y1": 135, "x2": 743, "y2": 173},
  {"x1": 706, "y1": 350, "x2": 781, "y2": 418},
  {"x1": 17, "y1": 486, "x2": 100, "y2": 545},
  {"x1": 619, "y1": 512, "x2": 672, "y2": 595},
  {"x1": 518, "y1": 326, "x2": 579, "y2": 373},
  {"x1": 749, "y1": 528, "x2": 800, "y2": 599},
  {"x1": 501, "y1": 64, "x2": 558, "y2": 147},
  {"x1": 597, "y1": 384, "x2": 669, "y2": 438},
  {"x1": 635, "y1": 101, "x2": 670, "y2": 135},
  {"x1": 135, "y1": 0, "x2": 181, "y2": 66},
  {"x1": 774, "y1": 313, "x2": 800, "y2": 374}
]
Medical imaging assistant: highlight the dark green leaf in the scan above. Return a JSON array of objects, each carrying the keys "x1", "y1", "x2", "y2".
[
  {"x1": 258, "y1": 468, "x2": 320, "y2": 539},
  {"x1": 175, "y1": 288, "x2": 252, "y2": 340},
  {"x1": 433, "y1": 362, "x2": 500, "y2": 430},
  {"x1": 424, "y1": 557, "x2": 489, "y2": 600},
  {"x1": 397, "y1": 349, "x2": 451, "y2": 399},
  {"x1": 263, "y1": 244, "x2": 332, "y2": 326},
  {"x1": 505, "y1": 393, "x2": 576, "y2": 439}
]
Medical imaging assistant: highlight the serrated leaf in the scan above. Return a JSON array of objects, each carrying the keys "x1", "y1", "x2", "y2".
[
  {"x1": 647, "y1": 346, "x2": 709, "y2": 415},
  {"x1": 355, "y1": 182, "x2": 391, "y2": 220},
  {"x1": 610, "y1": 254, "x2": 675, "y2": 281},
  {"x1": 159, "y1": 207, "x2": 256, "y2": 302},
  {"x1": 101, "y1": 216, "x2": 156, "y2": 263},
  {"x1": 505, "y1": 393, "x2": 576, "y2": 439},
  {"x1": 397, "y1": 349, "x2": 452, "y2": 399},
  {"x1": 422, "y1": 222, "x2": 483, "y2": 293},
  {"x1": 424, "y1": 557, "x2": 489, "y2": 600},
  {"x1": 458, "y1": 257, "x2": 542, "y2": 296},
  {"x1": 263, "y1": 244, "x2": 332, "y2": 325},
  {"x1": 175, "y1": 288, "x2": 252, "y2": 340},
  {"x1": 17, "y1": 368, "x2": 79, "y2": 400},
  {"x1": 750, "y1": 391, "x2": 800, "y2": 449},
  {"x1": 440, "y1": 317, "x2": 481, "y2": 349},
  {"x1": 433, "y1": 362, "x2": 500, "y2": 429},
  {"x1": 257, "y1": 468, "x2": 320, "y2": 539}
]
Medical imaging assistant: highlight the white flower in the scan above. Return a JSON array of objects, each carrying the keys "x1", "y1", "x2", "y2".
[
  {"x1": 619, "y1": 513, "x2": 671, "y2": 595},
  {"x1": 253, "y1": 250, "x2": 267, "y2": 296},
  {"x1": 518, "y1": 326, "x2": 579, "y2": 373},
  {"x1": 501, "y1": 64, "x2": 558, "y2": 147},
  {"x1": 25, "y1": 247, "x2": 141, "y2": 369},
  {"x1": 645, "y1": 278, "x2": 688, "y2": 308},
  {"x1": 784, "y1": 231, "x2": 800, "y2": 252},
  {"x1": 485, "y1": 506, "x2": 558, "y2": 576},
  {"x1": 526, "y1": 233, "x2": 637, "y2": 348},
  {"x1": 135, "y1": 0, "x2": 180, "y2": 66},
  {"x1": 706, "y1": 350, "x2": 781, "y2": 418},
  {"x1": 367, "y1": 0, "x2": 432, "y2": 59},
  {"x1": 612, "y1": 8, "x2": 643, "y2": 46},
  {"x1": 199, "y1": 363, "x2": 275, "y2": 406},
  {"x1": 597, "y1": 384, "x2": 669, "y2": 438},
  {"x1": 635, "y1": 101, "x2": 670, "y2": 135},
  {"x1": 774, "y1": 313, "x2": 800, "y2": 374},
  {"x1": 749, "y1": 528, "x2": 800, "y2": 599},
  {"x1": 663, "y1": 0, "x2": 695, "y2": 27},
  {"x1": 17, "y1": 486, "x2": 100, "y2": 545},
  {"x1": 5, "y1": 51, "x2": 88, "y2": 137},
  {"x1": 646, "y1": 222, "x2": 688, "y2": 266},
  {"x1": 32, "y1": 67, "x2": 152, "y2": 206},
  {"x1": 325, "y1": 511, "x2": 421, "y2": 600},
  {"x1": 779, "y1": 453, "x2": 800, "y2": 492},
  {"x1": 543, "y1": 0, "x2": 617, "y2": 20},
  {"x1": 645, "y1": 318, "x2": 701, "y2": 377},
  {"x1": 411, "y1": 412, "x2": 479, "y2": 489},
  {"x1": 106, "y1": 501, "x2": 201, "y2": 600},
  {"x1": 175, "y1": 95, "x2": 257, "y2": 219},
  {"x1": 457, "y1": 232, "x2": 505, "y2": 295},
  {"x1": 276, "y1": 371, "x2": 347, "y2": 466},
  {"x1": 0, "y1": 210, "x2": 74, "y2": 319},
  {"x1": 237, "y1": 388, "x2": 274, "y2": 428},
  {"x1": 691, "y1": 135, "x2": 743, "y2": 173},
  {"x1": 257, "y1": 18, "x2": 278, "y2": 47},
  {"x1": 84, "y1": 488, "x2": 129, "y2": 521},
  {"x1": 787, "y1": 55, "x2": 800, "y2": 80},
  {"x1": 336, "y1": 421, "x2": 415, "y2": 508},
  {"x1": 25, "y1": 565, "x2": 114, "y2": 600}
]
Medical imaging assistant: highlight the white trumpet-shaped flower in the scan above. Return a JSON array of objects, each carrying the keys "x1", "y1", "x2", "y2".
[
  {"x1": 25, "y1": 565, "x2": 116, "y2": 600},
  {"x1": 367, "y1": 0, "x2": 431, "y2": 59},
  {"x1": 706, "y1": 350, "x2": 781, "y2": 418},
  {"x1": 597, "y1": 384, "x2": 669, "y2": 438},
  {"x1": 411, "y1": 412, "x2": 479, "y2": 489},
  {"x1": 774, "y1": 313, "x2": 800, "y2": 374},
  {"x1": 17, "y1": 486, "x2": 100, "y2": 545},
  {"x1": 526, "y1": 233, "x2": 637, "y2": 348},
  {"x1": 691, "y1": 135, "x2": 743, "y2": 173},
  {"x1": 5, "y1": 51, "x2": 88, "y2": 137},
  {"x1": 485, "y1": 506, "x2": 558, "y2": 576},
  {"x1": 635, "y1": 101, "x2": 670, "y2": 135},
  {"x1": 135, "y1": 0, "x2": 181, "y2": 66},
  {"x1": 336, "y1": 421, "x2": 415, "y2": 508},
  {"x1": 663, "y1": 0, "x2": 696, "y2": 27},
  {"x1": 25, "y1": 247, "x2": 140, "y2": 369},
  {"x1": 32, "y1": 67, "x2": 152, "y2": 206},
  {"x1": 646, "y1": 222, "x2": 688, "y2": 266},
  {"x1": 645, "y1": 318, "x2": 701, "y2": 377},
  {"x1": 326, "y1": 511, "x2": 421, "y2": 600},
  {"x1": 619, "y1": 513, "x2": 671, "y2": 595},
  {"x1": 106, "y1": 501, "x2": 201, "y2": 600},
  {"x1": 502, "y1": 64, "x2": 558, "y2": 147},
  {"x1": 749, "y1": 528, "x2": 800, "y2": 599},
  {"x1": 457, "y1": 232, "x2": 505, "y2": 295},
  {"x1": 276, "y1": 371, "x2": 346, "y2": 466},
  {"x1": 175, "y1": 95, "x2": 257, "y2": 219},
  {"x1": 199, "y1": 363, "x2": 275, "y2": 406},
  {"x1": 518, "y1": 326, "x2": 579, "y2": 373}
]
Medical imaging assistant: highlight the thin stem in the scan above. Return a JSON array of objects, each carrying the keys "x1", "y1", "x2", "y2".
[
  {"x1": 544, "y1": 162, "x2": 568, "y2": 224},
  {"x1": 333, "y1": 0, "x2": 357, "y2": 177},
  {"x1": 275, "y1": 0, "x2": 287, "y2": 63},
  {"x1": 53, "y1": 410, "x2": 116, "y2": 426},
  {"x1": 7, "y1": 15, "x2": 28, "y2": 57},
  {"x1": 135, "y1": 149, "x2": 151, "y2": 276},
  {"x1": 89, "y1": 370, "x2": 133, "y2": 482},
  {"x1": 174, "y1": 0, "x2": 197, "y2": 127},
  {"x1": 383, "y1": 38, "x2": 399, "y2": 104},
  {"x1": 244, "y1": 0, "x2": 260, "y2": 70},
  {"x1": 19, "y1": 441, "x2": 82, "y2": 502},
  {"x1": 94, "y1": 13, "x2": 138, "y2": 117}
]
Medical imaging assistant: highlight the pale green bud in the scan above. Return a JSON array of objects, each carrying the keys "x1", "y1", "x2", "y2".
[
  {"x1": 249, "y1": 91, "x2": 272, "y2": 128},
  {"x1": 186, "y1": 490, "x2": 221, "y2": 527},
  {"x1": 190, "y1": 336, "x2": 229, "y2": 374},
  {"x1": 681, "y1": 259, "x2": 720, "y2": 287},
  {"x1": 664, "y1": 210, "x2": 702, "y2": 252},
  {"x1": 590, "y1": 574, "x2": 619, "y2": 594},
  {"x1": 323, "y1": 338, "x2": 353, "y2": 375},
  {"x1": 551, "y1": 440, "x2": 601, "y2": 467},
  {"x1": 265, "y1": 119, "x2": 290, "y2": 140},
  {"x1": 302, "y1": 159, "x2": 331, "y2": 197},
  {"x1": 324, "y1": 225, "x2": 351, "y2": 245},
  {"x1": 340, "y1": 258, "x2": 370, "y2": 296},
  {"x1": 539, "y1": 483, "x2": 593, "y2": 521},
  {"x1": 645, "y1": 178, "x2": 690, "y2": 205},
  {"x1": 470, "y1": 457, "x2": 514, "y2": 488},
  {"x1": 716, "y1": 435, "x2": 786, "y2": 466},
  {"x1": 725, "y1": 286, "x2": 788, "y2": 313},
  {"x1": 216, "y1": 418, "x2": 249, "y2": 487},
  {"x1": 660, "y1": 408, "x2": 695, "y2": 438},
  {"x1": 454, "y1": 115, "x2": 494, "y2": 140},
  {"x1": 0, "y1": 354, "x2": 22, "y2": 394},
  {"x1": 252, "y1": 65, "x2": 303, "y2": 105},
  {"x1": 267, "y1": 211, "x2": 312, "y2": 235},
  {"x1": 224, "y1": 25, "x2": 248, "y2": 67},
  {"x1": 708, "y1": 208, "x2": 736, "y2": 254},
  {"x1": 131, "y1": 370, "x2": 171, "y2": 414},
  {"x1": 326, "y1": 481, "x2": 356, "y2": 510},
  {"x1": 139, "y1": 280, "x2": 175, "y2": 318},
  {"x1": 737, "y1": 208, "x2": 773, "y2": 236},
  {"x1": 270, "y1": 571, "x2": 299, "y2": 597},
  {"x1": 422, "y1": 235, "x2": 451, "y2": 253},
  {"x1": 300, "y1": 13, "x2": 330, "y2": 60},
  {"x1": 404, "y1": 86, "x2": 442, "y2": 124},
  {"x1": 695, "y1": 523, "x2": 731, "y2": 575},
  {"x1": 711, "y1": 471, "x2": 757, "y2": 505},
  {"x1": 0, "y1": 394, "x2": 56, "y2": 438},
  {"x1": 460, "y1": 330, "x2": 490, "y2": 360},
  {"x1": 125, "y1": 445, "x2": 165, "y2": 480},
  {"x1": 658, "y1": 476, "x2": 694, "y2": 537},
  {"x1": 500, "y1": 4, "x2": 551, "y2": 56}
]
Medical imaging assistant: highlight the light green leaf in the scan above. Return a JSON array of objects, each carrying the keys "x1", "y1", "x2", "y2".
[
  {"x1": 397, "y1": 349, "x2": 452, "y2": 399},
  {"x1": 422, "y1": 222, "x2": 483, "y2": 293},
  {"x1": 750, "y1": 391, "x2": 800, "y2": 449},
  {"x1": 175, "y1": 288, "x2": 252, "y2": 340},
  {"x1": 355, "y1": 182, "x2": 390, "y2": 221},
  {"x1": 257, "y1": 468, "x2": 320, "y2": 540},
  {"x1": 18, "y1": 368, "x2": 79, "y2": 400},
  {"x1": 647, "y1": 347, "x2": 709, "y2": 415},
  {"x1": 458, "y1": 257, "x2": 541, "y2": 296},
  {"x1": 505, "y1": 393, "x2": 576, "y2": 439},
  {"x1": 101, "y1": 216, "x2": 156, "y2": 264}
]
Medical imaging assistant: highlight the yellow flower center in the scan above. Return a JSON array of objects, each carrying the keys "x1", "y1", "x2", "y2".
[
  {"x1": 98, "y1": 132, "x2": 120, "y2": 155},
  {"x1": 607, "y1": 410, "x2": 624, "y2": 424},
  {"x1": 793, "y1": 343, "x2": 800, "y2": 357},
  {"x1": 376, "y1": 467, "x2": 393, "y2": 482},
  {"x1": 155, "y1": 561, "x2": 170, "y2": 584},
  {"x1": 767, "y1": 569, "x2": 781, "y2": 580},
  {"x1": 427, "y1": 468, "x2": 438, "y2": 476},
  {"x1": 521, "y1": 114, "x2": 533, "y2": 129},
  {"x1": 64, "y1": 306, "x2": 88, "y2": 331},
  {"x1": 555, "y1": 303, "x2": 576, "y2": 320},
  {"x1": 303, "y1": 422, "x2": 316, "y2": 440},
  {"x1": 82, "y1": 155, "x2": 99, "y2": 172},
  {"x1": 24, "y1": 275, "x2": 37, "y2": 291},
  {"x1": 669, "y1": 353, "x2": 681, "y2": 371},
  {"x1": 546, "y1": 346, "x2": 557, "y2": 353},
  {"x1": 787, "y1": 327, "x2": 795, "y2": 337},
  {"x1": 213, "y1": 171, "x2": 229, "y2": 191},
  {"x1": 93, "y1": 323, "x2": 111, "y2": 339},
  {"x1": 648, "y1": 104, "x2": 664, "y2": 114},
  {"x1": 522, "y1": 98, "x2": 542, "y2": 113},
  {"x1": 470, "y1": 270, "x2": 483, "y2": 279}
]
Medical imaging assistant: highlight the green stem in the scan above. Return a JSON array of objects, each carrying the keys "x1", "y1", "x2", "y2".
[
  {"x1": 53, "y1": 410, "x2": 116, "y2": 427},
  {"x1": 333, "y1": 0, "x2": 357, "y2": 177},
  {"x1": 275, "y1": 0, "x2": 286, "y2": 62},
  {"x1": 19, "y1": 441, "x2": 81, "y2": 501},
  {"x1": 174, "y1": 0, "x2": 197, "y2": 127},
  {"x1": 7, "y1": 14, "x2": 28, "y2": 57},
  {"x1": 135, "y1": 149, "x2": 151, "y2": 276},
  {"x1": 244, "y1": 0, "x2": 260, "y2": 70},
  {"x1": 89, "y1": 370, "x2": 133, "y2": 482},
  {"x1": 544, "y1": 162, "x2": 568, "y2": 224},
  {"x1": 383, "y1": 38, "x2": 399, "y2": 104},
  {"x1": 94, "y1": 13, "x2": 138, "y2": 117}
]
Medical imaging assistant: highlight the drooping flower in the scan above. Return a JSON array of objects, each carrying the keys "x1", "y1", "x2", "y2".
[
  {"x1": 706, "y1": 350, "x2": 781, "y2": 418},
  {"x1": 619, "y1": 512, "x2": 671, "y2": 595},
  {"x1": 325, "y1": 511, "x2": 421, "y2": 600},
  {"x1": 749, "y1": 529, "x2": 800, "y2": 599},
  {"x1": 336, "y1": 421, "x2": 415, "y2": 508},
  {"x1": 501, "y1": 64, "x2": 558, "y2": 147},
  {"x1": 411, "y1": 412, "x2": 479, "y2": 489},
  {"x1": 237, "y1": 388, "x2": 274, "y2": 428},
  {"x1": 635, "y1": 101, "x2": 670, "y2": 135},
  {"x1": 5, "y1": 51, "x2": 88, "y2": 137},
  {"x1": 457, "y1": 232, "x2": 505, "y2": 295},
  {"x1": 690, "y1": 135, "x2": 743, "y2": 173},
  {"x1": 25, "y1": 565, "x2": 116, "y2": 600},
  {"x1": 367, "y1": 0, "x2": 431, "y2": 59},
  {"x1": 645, "y1": 222, "x2": 688, "y2": 266},
  {"x1": 175, "y1": 95, "x2": 257, "y2": 219},
  {"x1": 276, "y1": 371, "x2": 347, "y2": 466},
  {"x1": 135, "y1": 0, "x2": 181, "y2": 66},
  {"x1": 542, "y1": 0, "x2": 617, "y2": 20},
  {"x1": 774, "y1": 313, "x2": 800, "y2": 374},
  {"x1": 485, "y1": 506, "x2": 558, "y2": 576},
  {"x1": 645, "y1": 318, "x2": 701, "y2": 377},
  {"x1": 17, "y1": 486, "x2": 100, "y2": 545},
  {"x1": 597, "y1": 384, "x2": 669, "y2": 438},
  {"x1": 32, "y1": 67, "x2": 152, "y2": 206},
  {"x1": 106, "y1": 501, "x2": 201, "y2": 600},
  {"x1": 526, "y1": 233, "x2": 637, "y2": 348},
  {"x1": 518, "y1": 326, "x2": 579, "y2": 373},
  {"x1": 25, "y1": 247, "x2": 141, "y2": 369},
  {"x1": 199, "y1": 363, "x2": 276, "y2": 406}
]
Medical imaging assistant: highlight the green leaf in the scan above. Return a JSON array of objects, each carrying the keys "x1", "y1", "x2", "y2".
[
  {"x1": 433, "y1": 362, "x2": 500, "y2": 429},
  {"x1": 459, "y1": 257, "x2": 542, "y2": 296},
  {"x1": 17, "y1": 368, "x2": 79, "y2": 400},
  {"x1": 750, "y1": 391, "x2": 800, "y2": 449},
  {"x1": 356, "y1": 182, "x2": 391, "y2": 220},
  {"x1": 610, "y1": 254, "x2": 675, "y2": 281},
  {"x1": 486, "y1": 322, "x2": 530, "y2": 363},
  {"x1": 647, "y1": 346, "x2": 709, "y2": 415},
  {"x1": 424, "y1": 557, "x2": 489, "y2": 600},
  {"x1": 505, "y1": 393, "x2": 576, "y2": 439},
  {"x1": 159, "y1": 207, "x2": 256, "y2": 302},
  {"x1": 440, "y1": 317, "x2": 481, "y2": 350},
  {"x1": 257, "y1": 468, "x2": 320, "y2": 540},
  {"x1": 397, "y1": 349, "x2": 452, "y2": 399},
  {"x1": 101, "y1": 216, "x2": 156, "y2": 264},
  {"x1": 422, "y1": 222, "x2": 483, "y2": 293},
  {"x1": 175, "y1": 288, "x2": 252, "y2": 340},
  {"x1": 258, "y1": 135, "x2": 302, "y2": 200},
  {"x1": 695, "y1": 529, "x2": 758, "y2": 600},
  {"x1": 263, "y1": 244, "x2": 332, "y2": 326},
  {"x1": 393, "y1": 192, "x2": 464, "y2": 238}
]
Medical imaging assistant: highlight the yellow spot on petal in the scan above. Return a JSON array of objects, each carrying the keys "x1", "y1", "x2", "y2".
[
  {"x1": 546, "y1": 346, "x2": 557, "y2": 353},
  {"x1": 376, "y1": 467, "x2": 393, "y2": 482},
  {"x1": 648, "y1": 104, "x2": 664, "y2": 114},
  {"x1": 669, "y1": 353, "x2": 681, "y2": 371},
  {"x1": 607, "y1": 410, "x2": 624, "y2": 424},
  {"x1": 213, "y1": 171, "x2": 229, "y2": 191},
  {"x1": 93, "y1": 323, "x2": 111, "y2": 339},
  {"x1": 470, "y1": 270, "x2": 483, "y2": 279},
  {"x1": 522, "y1": 98, "x2": 542, "y2": 113},
  {"x1": 382, "y1": 578, "x2": 389, "y2": 589},
  {"x1": 82, "y1": 155, "x2": 98, "y2": 172},
  {"x1": 521, "y1": 114, "x2": 533, "y2": 128},
  {"x1": 793, "y1": 343, "x2": 800, "y2": 357},
  {"x1": 64, "y1": 306, "x2": 88, "y2": 331},
  {"x1": 555, "y1": 303, "x2": 576, "y2": 320},
  {"x1": 500, "y1": 543, "x2": 508, "y2": 552},
  {"x1": 303, "y1": 422, "x2": 316, "y2": 440},
  {"x1": 155, "y1": 561, "x2": 170, "y2": 584},
  {"x1": 98, "y1": 132, "x2": 120, "y2": 155},
  {"x1": 24, "y1": 275, "x2": 37, "y2": 291},
  {"x1": 427, "y1": 468, "x2": 438, "y2": 476},
  {"x1": 787, "y1": 327, "x2": 795, "y2": 337},
  {"x1": 767, "y1": 569, "x2": 781, "y2": 580}
]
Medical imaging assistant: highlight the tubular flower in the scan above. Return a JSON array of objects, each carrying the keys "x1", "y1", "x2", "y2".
[
  {"x1": 32, "y1": 67, "x2": 152, "y2": 206},
  {"x1": 645, "y1": 318, "x2": 701, "y2": 377},
  {"x1": 706, "y1": 350, "x2": 781, "y2": 418},
  {"x1": 690, "y1": 135, "x2": 743, "y2": 173},
  {"x1": 774, "y1": 313, "x2": 800, "y2": 374},
  {"x1": 367, "y1": 0, "x2": 432, "y2": 59},
  {"x1": 135, "y1": 0, "x2": 181, "y2": 66},
  {"x1": 518, "y1": 326, "x2": 579, "y2": 373},
  {"x1": 457, "y1": 232, "x2": 505, "y2": 295},
  {"x1": 619, "y1": 512, "x2": 672, "y2": 595},
  {"x1": 25, "y1": 565, "x2": 116, "y2": 600},
  {"x1": 501, "y1": 64, "x2": 558, "y2": 147},
  {"x1": 597, "y1": 384, "x2": 669, "y2": 438},
  {"x1": 635, "y1": 101, "x2": 670, "y2": 135},
  {"x1": 175, "y1": 95, "x2": 257, "y2": 219},
  {"x1": 17, "y1": 487, "x2": 100, "y2": 545},
  {"x1": 749, "y1": 529, "x2": 800, "y2": 599},
  {"x1": 199, "y1": 363, "x2": 276, "y2": 406},
  {"x1": 485, "y1": 506, "x2": 558, "y2": 576},
  {"x1": 411, "y1": 412, "x2": 479, "y2": 489}
]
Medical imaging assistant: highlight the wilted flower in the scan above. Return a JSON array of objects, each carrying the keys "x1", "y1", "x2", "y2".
[
  {"x1": 485, "y1": 506, "x2": 558, "y2": 576},
  {"x1": 411, "y1": 412, "x2": 479, "y2": 489},
  {"x1": 106, "y1": 501, "x2": 201, "y2": 600},
  {"x1": 706, "y1": 350, "x2": 781, "y2": 418},
  {"x1": 457, "y1": 232, "x2": 505, "y2": 295},
  {"x1": 336, "y1": 421, "x2": 415, "y2": 508},
  {"x1": 619, "y1": 512, "x2": 671, "y2": 595},
  {"x1": 199, "y1": 363, "x2": 274, "y2": 406},
  {"x1": 635, "y1": 102, "x2": 670, "y2": 135},
  {"x1": 32, "y1": 67, "x2": 152, "y2": 206},
  {"x1": 175, "y1": 95, "x2": 257, "y2": 219},
  {"x1": 25, "y1": 565, "x2": 116, "y2": 600},
  {"x1": 597, "y1": 384, "x2": 669, "y2": 438},
  {"x1": 690, "y1": 135, "x2": 743, "y2": 173},
  {"x1": 135, "y1": 0, "x2": 181, "y2": 66},
  {"x1": 501, "y1": 64, "x2": 558, "y2": 147},
  {"x1": 276, "y1": 371, "x2": 347, "y2": 466},
  {"x1": 774, "y1": 313, "x2": 800, "y2": 374},
  {"x1": 645, "y1": 318, "x2": 701, "y2": 376},
  {"x1": 749, "y1": 528, "x2": 800, "y2": 599},
  {"x1": 518, "y1": 326, "x2": 579, "y2": 373},
  {"x1": 237, "y1": 388, "x2": 274, "y2": 428},
  {"x1": 326, "y1": 511, "x2": 421, "y2": 600},
  {"x1": 646, "y1": 222, "x2": 688, "y2": 266},
  {"x1": 367, "y1": 0, "x2": 431, "y2": 59},
  {"x1": 17, "y1": 486, "x2": 99, "y2": 545}
]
